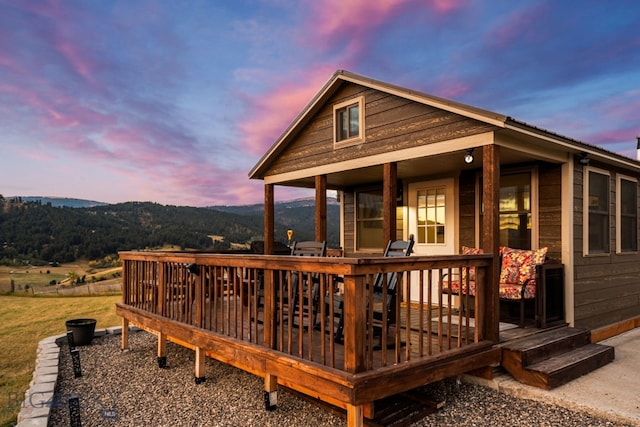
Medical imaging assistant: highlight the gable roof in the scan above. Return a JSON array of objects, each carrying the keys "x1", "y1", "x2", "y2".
[{"x1": 249, "y1": 70, "x2": 639, "y2": 179}]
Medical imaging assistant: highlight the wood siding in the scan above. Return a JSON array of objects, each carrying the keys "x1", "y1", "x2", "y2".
[
  {"x1": 265, "y1": 83, "x2": 497, "y2": 178},
  {"x1": 538, "y1": 163, "x2": 563, "y2": 261},
  {"x1": 572, "y1": 160, "x2": 640, "y2": 330}
]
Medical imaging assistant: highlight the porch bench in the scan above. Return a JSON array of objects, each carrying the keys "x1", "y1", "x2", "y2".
[{"x1": 442, "y1": 247, "x2": 564, "y2": 328}]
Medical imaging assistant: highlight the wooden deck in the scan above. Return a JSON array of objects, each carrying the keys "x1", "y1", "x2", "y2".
[{"x1": 117, "y1": 251, "x2": 501, "y2": 426}]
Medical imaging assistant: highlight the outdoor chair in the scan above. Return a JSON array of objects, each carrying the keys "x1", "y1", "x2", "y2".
[
  {"x1": 330, "y1": 235, "x2": 414, "y2": 344},
  {"x1": 441, "y1": 246, "x2": 549, "y2": 327},
  {"x1": 288, "y1": 240, "x2": 327, "y2": 328}
]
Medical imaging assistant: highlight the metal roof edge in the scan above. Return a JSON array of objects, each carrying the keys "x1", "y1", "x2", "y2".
[{"x1": 505, "y1": 118, "x2": 640, "y2": 170}]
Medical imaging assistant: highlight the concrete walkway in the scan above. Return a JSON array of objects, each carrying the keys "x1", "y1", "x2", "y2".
[{"x1": 469, "y1": 327, "x2": 640, "y2": 426}]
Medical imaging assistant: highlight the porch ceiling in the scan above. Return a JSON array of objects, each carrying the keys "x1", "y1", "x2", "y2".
[{"x1": 277, "y1": 146, "x2": 555, "y2": 190}]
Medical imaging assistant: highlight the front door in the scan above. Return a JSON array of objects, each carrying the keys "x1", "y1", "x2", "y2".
[{"x1": 407, "y1": 179, "x2": 456, "y2": 303}]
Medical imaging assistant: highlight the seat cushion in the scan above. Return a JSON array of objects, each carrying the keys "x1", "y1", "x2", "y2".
[
  {"x1": 442, "y1": 280, "x2": 477, "y2": 296},
  {"x1": 461, "y1": 246, "x2": 483, "y2": 281},
  {"x1": 499, "y1": 247, "x2": 548, "y2": 285},
  {"x1": 499, "y1": 281, "x2": 537, "y2": 300}
]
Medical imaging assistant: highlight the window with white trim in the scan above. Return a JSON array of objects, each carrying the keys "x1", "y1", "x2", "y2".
[
  {"x1": 585, "y1": 169, "x2": 610, "y2": 254},
  {"x1": 416, "y1": 187, "x2": 446, "y2": 244},
  {"x1": 617, "y1": 176, "x2": 637, "y2": 253},
  {"x1": 334, "y1": 97, "x2": 364, "y2": 146}
]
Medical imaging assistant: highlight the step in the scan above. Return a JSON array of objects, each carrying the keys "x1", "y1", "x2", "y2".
[
  {"x1": 502, "y1": 327, "x2": 591, "y2": 367},
  {"x1": 526, "y1": 343, "x2": 615, "y2": 389}
]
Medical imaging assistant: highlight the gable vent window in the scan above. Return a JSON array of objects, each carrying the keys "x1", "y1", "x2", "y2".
[{"x1": 334, "y1": 96, "x2": 364, "y2": 146}]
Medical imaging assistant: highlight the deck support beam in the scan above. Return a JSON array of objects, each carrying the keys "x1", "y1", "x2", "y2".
[
  {"x1": 264, "y1": 374, "x2": 278, "y2": 411},
  {"x1": 121, "y1": 318, "x2": 129, "y2": 350},
  {"x1": 347, "y1": 403, "x2": 364, "y2": 427},
  {"x1": 195, "y1": 346, "x2": 206, "y2": 384},
  {"x1": 157, "y1": 332, "x2": 167, "y2": 368}
]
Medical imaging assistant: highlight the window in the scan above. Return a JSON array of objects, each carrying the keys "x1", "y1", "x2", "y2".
[
  {"x1": 416, "y1": 187, "x2": 446, "y2": 244},
  {"x1": 356, "y1": 189, "x2": 383, "y2": 250},
  {"x1": 617, "y1": 176, "x2": 637, "y2": 253},
  {"x1": 334, "y1": 97, "x2": 364, "y2": 145},
  {"x1": 499, "y1": 173, "x2": 532, "y2": 249},
  {"x1": 585, "y1": 169, "x2": 610, "y2": 254},
  {"x1": 479, "y1": 171, "x2": 533, "y2": 249}
]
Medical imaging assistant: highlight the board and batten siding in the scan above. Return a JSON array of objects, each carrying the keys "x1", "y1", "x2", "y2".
[
  {"x1": 264, "y1": 83, "x2": 497, "y2": 178},
  {"x1": 572, "y1": 161, "x2": 640, "y2": 330}
]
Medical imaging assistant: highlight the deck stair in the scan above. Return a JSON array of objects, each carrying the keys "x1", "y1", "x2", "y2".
[{"x1": 501, "y1": 326, "x2": 615, "y2": 390}]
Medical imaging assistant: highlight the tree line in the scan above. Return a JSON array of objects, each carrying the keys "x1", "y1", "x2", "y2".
[{"x1": 0, "y1": 196, "x2": 339, "y2": 266}]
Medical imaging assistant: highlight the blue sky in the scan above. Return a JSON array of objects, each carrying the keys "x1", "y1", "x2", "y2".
[{"x1": 1, "y1": 0, "x2": 639, "y2": 206}]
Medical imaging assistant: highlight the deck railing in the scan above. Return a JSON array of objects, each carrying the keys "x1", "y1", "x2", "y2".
[{"x1": 119, "y1": 251, "x2": 492, "y2": 374}]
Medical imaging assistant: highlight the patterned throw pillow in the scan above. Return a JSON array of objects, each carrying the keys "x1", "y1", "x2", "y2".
[
  {"x1": 499, "y1": 247, "x2": 548, "y2": 285},
  {"x1": 461, "y1": 246, "x2": 483, "y2": 281}
]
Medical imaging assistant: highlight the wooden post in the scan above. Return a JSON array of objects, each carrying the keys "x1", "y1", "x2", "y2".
[
  {"x1": 343, "y1": 274, "x2": 366, "y2": 373},
  {"x1": 195, "y1": 346, "x2": 206, "y2": 384},
  {"x1": 157, "y1": 332, "x2": 167, "y2": 368},
  {"x1": 347, "y1": 403, "x2": 364, "y2": 427},
  {"x1": 481, "y1": 145, "x2": 500, "y2": 342},
  {"x1": 264, "y1": 373, "x2": 278, "y2": 411},
  {"x1": 315, "y1": 175, "x2": 327, "y2": 242},
  {"x1": 264, "y1": 184, "x2": 274, "y2": 255},
  {"x1": 383, "y1": 162, "x2": 398, "y2": 243},
  {"x1": 121, "y1": 318, "x2": 129, "y2": 350}
]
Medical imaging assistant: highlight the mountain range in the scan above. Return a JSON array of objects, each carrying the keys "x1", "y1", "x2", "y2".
[{"x1": 0, "y1": 196, "x2": 340, "y2": 266}]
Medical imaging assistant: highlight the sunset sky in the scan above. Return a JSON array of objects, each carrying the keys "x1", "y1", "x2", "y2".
[{"x1": 1, "y1": 0, "x2": 639, "y2": 207}]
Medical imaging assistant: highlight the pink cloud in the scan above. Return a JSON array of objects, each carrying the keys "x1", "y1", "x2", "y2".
[
  {"x1": 238, "y1": 66, "x2": 336, "y2": 155},
  {"x1": 309, "y1": 0, "x2": 465, "y2": 48},
  {"x1": 485, "y1": 4, "x2": 548, "y2": 48}
]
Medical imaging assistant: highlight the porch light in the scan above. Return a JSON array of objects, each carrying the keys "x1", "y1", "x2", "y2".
[
  {"x1": 463, "y1": 148, "x2": 474, "y2": 164},
  {"x1": 578, "y1": 153, "x2": 590, "y2": 166}
]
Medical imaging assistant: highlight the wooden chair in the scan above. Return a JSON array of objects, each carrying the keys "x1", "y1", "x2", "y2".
[
  {"x1": 289, "y1": 241, "x2": 327, "y2": 328},
  {"x1": 331, "y1": 235, "x2": 415, "y2": 344}
]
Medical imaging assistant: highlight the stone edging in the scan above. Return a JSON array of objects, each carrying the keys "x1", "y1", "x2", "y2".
[{"x1": 15, "y1": 326, "x2": 134, "y2": 427}]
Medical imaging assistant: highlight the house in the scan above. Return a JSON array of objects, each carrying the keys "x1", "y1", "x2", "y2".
[
  {"x1": 249, "y1": 69, "x2": 640, "y2": 337},
  {"x1": 117, "y1": 70, "x2": 635, "y2": 426}
]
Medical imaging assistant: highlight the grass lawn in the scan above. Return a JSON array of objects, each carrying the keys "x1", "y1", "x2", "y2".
[{"x1": 0, "y1": 294, "x2": 121, "y2": 426}]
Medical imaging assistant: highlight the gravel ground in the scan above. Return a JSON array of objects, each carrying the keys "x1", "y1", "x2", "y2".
[{"x1": 48, "y1": 331, "x2": 632, "y2": 427}]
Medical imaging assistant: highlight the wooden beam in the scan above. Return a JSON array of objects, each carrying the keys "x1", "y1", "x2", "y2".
[
  {"x1": 315, "y1": 175, "x2": 327, "y2": 242},
  {"x1": 343, "y1": 275, "x2": 366, "y2": 373},
  {"x1": 264, "y1": 184, "x2": 274, "y2": 255},
  {"x1": 383, "y1": 162, "x2": 398, "y2": 243},
  {"x1": 481, "y1": 145, "x2": 500, "y2": 342},
  {"x1": 121, "y1": 318, "x2": 129, "y2": 350},
  {"x1": 195, "y1": 346, "x2": 206, "y2": 381},
  {"x1": 347, "y1": 403, "x2": 364, "y2": 427}
]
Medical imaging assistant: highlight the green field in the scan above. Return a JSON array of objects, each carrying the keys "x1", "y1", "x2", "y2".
[
  {"x1": 0, "y1": 294, "x2": 121, "y2": 426},
  {"x1": 0, "y1": 262, "x2": 122, "y2": 294}
]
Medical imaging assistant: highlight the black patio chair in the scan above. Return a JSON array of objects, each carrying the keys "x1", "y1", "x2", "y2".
[
  {"x1": 288, "y1": 240, "x2": 327, "y2": 328},
  {"x1": 331, "y1": 235, "x2": 414, "y2": 344}
]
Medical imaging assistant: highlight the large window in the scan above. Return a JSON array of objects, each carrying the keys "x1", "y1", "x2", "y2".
[
  {"x1": 586, "y1": 169, "x2": 610, "y2": 254},
  {"x1": 334, "y1": 97, "x2": 364, "y2": 145},
  {"x1": 499, "y1": 173, "x2": 532, "y2": 249},
  {"x1": 617, "y1": 176, "x2": 637, "y2": 253},
  {"x1": 356, "y1": 189, "x2": 383, "y2": 249},
  {"x1": 479, "y1": 171, "x2": 533, "y2": 249}
]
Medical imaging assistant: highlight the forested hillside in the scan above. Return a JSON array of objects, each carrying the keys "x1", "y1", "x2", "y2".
[{"x1": 0, "y1": 196, "x2": 339, "y2": 265}]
